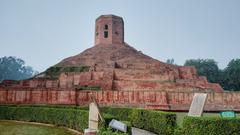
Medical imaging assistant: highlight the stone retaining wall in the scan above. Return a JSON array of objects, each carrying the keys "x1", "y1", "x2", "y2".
[{"x1": 0, "y1": 87, "x2": 239, "y2": 111}]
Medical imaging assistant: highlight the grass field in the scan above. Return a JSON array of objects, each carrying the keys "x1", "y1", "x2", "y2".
[
  {"x1": 176, "y1": 112, "x2": 240, "y2": 125},
  {"x1": 0, "y1": 120, "x2": 80, "y2": 135}
]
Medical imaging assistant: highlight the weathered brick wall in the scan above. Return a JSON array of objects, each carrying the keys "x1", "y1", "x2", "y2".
[
  {"x1": 178, "y1": 66, "x2": 197, "y2": 79},
  {"x1": 1, "y1": 87, "x2": 240, "y2": 111},
  {"x1": 114, "y1": 69, "x2": 175, "y2": 81},
  {"x1": 167, "y1": 92, "x2": 240, "y2": 111},
  {"x1": 57, "y1": 72, "x2": 113, "y2": 90}
]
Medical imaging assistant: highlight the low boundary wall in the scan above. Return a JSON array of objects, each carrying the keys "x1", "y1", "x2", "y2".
[{"x1": 0, "y1": 87, "x2": 240, "y2": 111}]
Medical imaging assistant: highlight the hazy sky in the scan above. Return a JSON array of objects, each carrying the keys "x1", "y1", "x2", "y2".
[{"x1": 1, "y1": 0, "x2": 240, "y2": 72}]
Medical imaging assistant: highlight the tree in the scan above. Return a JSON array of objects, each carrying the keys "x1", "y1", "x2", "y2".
[
  {"x1": 223, "y1": 59, "x2": 240, "y2": 91},
  {"x1": 0, "y1": 56, "x2": 36, "y2": 82},
  {"x1": 166, "y1": 59, "x2": 175, "y2": 65},
  {"x1": 184, "y1": 59, "x2": 220, "y2": 83}
]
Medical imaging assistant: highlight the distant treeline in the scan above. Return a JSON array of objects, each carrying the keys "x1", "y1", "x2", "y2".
[
  {"x1": 167, "y1": 58, "x2": 240, "y2": 91},
  {"x1": 0, "y1": 56, "x2": 37, "y2": 82}
]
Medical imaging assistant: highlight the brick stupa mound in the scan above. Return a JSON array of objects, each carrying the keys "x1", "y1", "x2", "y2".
[
  {"x1": 57, "y1": 43, "x2": 170, "y2": 71},
  {"x1": 1, "y1": 14, "x2": 223, "y2": 92},
  {"x1": 50, "y1": 42, "x2": 222, "y2": 92}
]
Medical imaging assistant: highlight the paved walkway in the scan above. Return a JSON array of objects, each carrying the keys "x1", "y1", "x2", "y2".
[{"x1": 131, "y1": 127, "x2": 157, "y2": 135}]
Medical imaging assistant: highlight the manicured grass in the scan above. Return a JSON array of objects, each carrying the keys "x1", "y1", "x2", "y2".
[
  {"x1": 0, "y1": 120, "x2": 80, "y2": 135},
  {"x1": 176, "y1": 112, "x2": 240, "y2": 125}
]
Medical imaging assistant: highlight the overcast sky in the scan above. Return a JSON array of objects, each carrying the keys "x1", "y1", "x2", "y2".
[{"x1": 0, "y1": 0, "x2": 240, "y2": 72}]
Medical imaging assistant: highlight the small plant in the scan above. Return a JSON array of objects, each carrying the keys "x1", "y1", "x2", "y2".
[
  {"x1": 75, "y1": 85, "x2": 101, "y2": 91},
  {"x1": 100, "y1": 107, "x2": 177, "y2": 135},
  {"x1": 45, "y1": 66, "x2": 90, "y2": 79},
  {"x1": 98, "y1": 127, "x2": 128, "y2": 135}
]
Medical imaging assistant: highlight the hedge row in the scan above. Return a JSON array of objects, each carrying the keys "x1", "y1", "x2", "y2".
[
  {"x1": 0, "y1": 105, "x2": 177, "y2": 134},
  {"x1": 176, "y1": 116, "x2": 240, "y2": 135},
  {"x1": 2, "y1": 105, "x2": 240, "y2": 135},
  {"x1": 101, "y1": 107, "x2": 177, "y2": 135},
  {"x1": 0, "y1": 106, "x2": 89, "y2": 132},
  {"x1": 0, "y1": 104, "x2": 89, "y2": 110}
]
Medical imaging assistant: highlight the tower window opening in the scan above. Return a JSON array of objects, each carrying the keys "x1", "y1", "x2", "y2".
[
  {"x1": 104, "y1": 31, "x2": 108, "y2": 38},
  {"x1": 104, "y1": 25, "x2": 108, "y2": 30}
]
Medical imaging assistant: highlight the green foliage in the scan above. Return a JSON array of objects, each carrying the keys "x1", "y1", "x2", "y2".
[
  {"x1": 130, "y1": 109, "x2": 176, "y2": 135},
  {"x1": 0, "y1": 105, "x2": 177, "y2": 135},
  {"x1": 75, "y1": 85, "x2": 101, "y2": 91},
  {"x1": 0, "y1": 106, "x2": 88, "y2": 132},
  {"x1": 122, "y1": 121, "x2": 132, "y2": 135},
  {"x1": 173, "y1": 127, "x2": 184, "y2": 135},
  {"x1": 45, "y1": 66, "x2": 90, "y2": 79},
  {"x1": 101, "y1": 107, "x2": 134, "y2": 121},
  {"x1": 184, "y1": 59, "x2": 220, "y2": 83},
  {"x1": 99, "y1": 113, "x2": 116, "y2": 129},
  {"x1": 166, "y1": 58, "x2": 175, "y2": 65},
  {"x1": 101, "y1": 107, "x2": 177, "y2": 135},
  {"x1": 0, "y1": 56, "x2": 36, "y2": 82},
  {"x1": 179, "y1": 116, "x2": 240, "y2": 135},
  {"x1": 98, "y1": 127, "x2": 128, "y2": 135},
  {"x1": 184, "y1": 58, "x2": 240, "y2": 91},
  {"x1": 223, "y1": 59, "x2": 240, "y2": 91}
]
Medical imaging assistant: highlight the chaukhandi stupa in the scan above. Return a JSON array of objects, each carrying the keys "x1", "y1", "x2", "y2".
[
  {"x1": 48, "y1": 14, "x2": 223, "y2": 92},
  {"x1": 2, "y1": 15, "x2": 235, "y2": 111}
]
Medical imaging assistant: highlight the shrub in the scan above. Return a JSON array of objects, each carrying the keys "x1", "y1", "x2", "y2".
[
  {"x1": 130, "y1": 109, "x2": 176, "y2": 135},
  {"x1": 98, "y1": 127, "x2": 128, "y2": 135},
  {"x1": 0, "y1": 106, "x2": 88, "y2": 132},
  {"x1": 45, "y1": 66, "x2": 90, "y2": 79},
  {"x1": 75, "y1": 85, "x2": 101, "y2": 91},
  {"x1": 179, "y1": 116, "x2": 240, "y2": 135},
  {"x1": 101, "y1": 107, "x2": 177, "y2": 135},
  {"x1": 0, "y1": 105, "x2": 177, "y2": 135},
  {"x1": 99, "y1": 113, "x2": 116, "y2": 128},
  {"x1": 100, "y1": 107, "x2": 133, "y2": 121}
]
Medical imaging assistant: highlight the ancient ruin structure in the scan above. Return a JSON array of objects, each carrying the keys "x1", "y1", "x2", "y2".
[{"x1": 1, "y1": 14, "x2": 239, "y2": 111}]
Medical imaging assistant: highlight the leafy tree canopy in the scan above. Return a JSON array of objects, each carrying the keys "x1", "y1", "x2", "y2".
[
  {"x1": 223, "y1": 59, "x2": 240, "y2": 91},
  {"x1": 166, "y1": 58, "x2": 175, "y2": 65},
  {"x1": 184, "y1": 59, "x2": 219, "y2": 83},
  {"x1": 0, "y1": 56, "x2": 37, "y2": 82}
]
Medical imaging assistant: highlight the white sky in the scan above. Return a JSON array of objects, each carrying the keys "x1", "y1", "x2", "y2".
[{"x1": 0, "y1": 0, "x2": 240, "y2": 72}]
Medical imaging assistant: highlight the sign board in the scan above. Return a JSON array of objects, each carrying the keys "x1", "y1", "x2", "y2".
[
  {"x1": 88, "y1": 102, "x2": 99, "y2": 130},
  {"x1": 188, "y1": 93, "x2": 208, "y2": 117},
  {"x1": 109, "y1": 119, "x2": 127, "y2": 133},
  {"x1": 88, "y1": 94, "x2": 104, "y2": 131},
  {"x1": 220, "y1": 111, "x2": 236, "y2": 118}
]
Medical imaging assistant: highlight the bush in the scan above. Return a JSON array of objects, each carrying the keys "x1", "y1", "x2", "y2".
[
  {"x1": 0, "y1": 105, "x2": 177, "y2": 135},
  {"x1": 101, "y1": 107, "x2": 177, "y2": 135},
  {"x1": 0, "y1": 106, "x2": 88, "y2": 132},
  {"x1": 45, "y1": 66, "x2": 90, "y2": 79},
  {"x1": 75, "y1": 85, "x2": 101, "y2": 91},
  {"x1": 98, "y1": 127, "x2": 128, "y2": 135},
  {"x1": 101, "y1": 107, "x2": 134, "y2": 121},
  {"x1": 130, "y1": 109, "x2": 176, "y2": 135},
  {"x1": 179, "y1": 116, "x2": 240, "y2": 135}
]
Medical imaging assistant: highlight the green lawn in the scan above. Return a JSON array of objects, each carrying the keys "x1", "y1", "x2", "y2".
[
  {"x1": 0, "y1": 120, "x2": 80, "y2": 135},
  {"x1": 176, "y1": 112, "x2": 240, "y2": 126}
]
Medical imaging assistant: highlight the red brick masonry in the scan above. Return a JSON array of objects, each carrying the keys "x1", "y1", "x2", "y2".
[
  {"x1": 0, "y1": 15, "x2": 230, "y2": 112},
  {"x1": 0, "y1": 87, "x2": 239, "y2": 111}
]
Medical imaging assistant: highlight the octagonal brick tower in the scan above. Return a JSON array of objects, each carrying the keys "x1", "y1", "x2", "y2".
[{"x1": 95, "y1": 15, "x2": 124, "y2": 45}]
